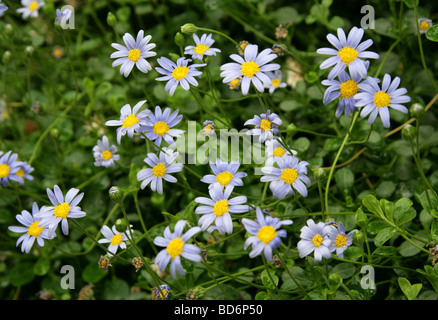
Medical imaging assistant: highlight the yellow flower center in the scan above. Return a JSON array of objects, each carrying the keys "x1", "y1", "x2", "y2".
[
  {"x1": 110, "y1": 233, "x2": 123, "y2": 246},
  {"x1": 53, "y1": 48, "x2": 63, "y2": 59},
  {"x1": 122, "y1": 114, "x2": 139, "y2": 128},
  {"x1": 167, "y1": 237, "x2": 184, "y2": 259},
  {"x1": 213, "y1": 199, "x2": 229, "y2": 217},
  {"x1": 216, "y1": 171, "x2": 234, "y2": 186},
  {"x1": 271, "y1": 78, "x2": 281, "y2": 88},
  {"x1": 153, "y1": 121, "x2": 170, "y2": 136},
  {"x1": 54, "y1": 202, "x2": 70, "y2": 219},
  {"x1": 16, "y1": 168, "x2": 25, "y2": 178},
  {"x1": 0, "y1": 164, "x2": 10, "y2": 178},
  {"x1": 273, "y1": 147, "x2": 286, "y2": 157},
  {"x1": 29, "y1": 1, "x2": 39, "y2": 12},
  {"x1": 334, "y1": 234, "x2": 348, "y2": 248},
  {"x1": 257, "y1": 225, "x2": 277, "y2": 244},
  {"x1": 172, "y1": 66, "x2": 189, "y2": 81},
  {"x1": 337, "y1": 47, "x2": 358, "y2": 66},
  {"x1": 373, "y1": 91, "x2": 391, "y2": 108},
  {"x1": 229, "y1": 78, "x2": 241, "y2": 89},
  {"x1": 152, "y1": 163, "x2": 166, "y2": 178},
  {"x1": 340, "y1": 80, "x2": 359, "y2": 98},
  {"x1": 194, "y1": 44, "x2": 210, "y2": 55},
  {"x1": 203, "y1": 124, "x2": 213, "y2": 134},
  {"x1": 241, "y1": 61, "x2": 260, "y2": 78},
  {"x1": 420, "y1": 20, "x2": 431, "y2": 31},
  {"x1": 101, "y1": 150, "x2": 113, "y2": 161},
  {"x1": 128, "y1": 49, "x2": 141, "y2": 62},
  {"x1": 260, "y1": 119, "x2": 272, "y2": 131},
  {"x1": 312, "y1": 234, "x2": 323, "y2": 247},
  {"x1": 280, "y1": 168, "x2": 298, "y2": 185},
  {"x1": 27, "y1": 221, "x2": 44, "y2": 238}
]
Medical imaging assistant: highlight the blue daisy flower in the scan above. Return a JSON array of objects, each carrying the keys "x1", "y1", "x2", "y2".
[
  {"x1": 242, "y1": 207, "x2": 293, "y2": 261},
  {"x1": 261, "y1": 155, "x2": 310, "y2": 200},
  {"x1": 153, "y1": 220, "x2": 202, "y2": 279},
  {"x1": 8, "y1": 202, "x2": 55, "y2": 254},
  {"x1": 0, "y1": 151, "x2": 23, "y2": 187},
  {"x1": 220, "y1": 44, "x2": 280, "y2": 96},
  {"x1": 354, "y1": 73, "x2": 411, "y2": 128},
  {"x1": 321, "y1": 64, "x2": 372, "y2": 117},
  {"x1": 184, "y1": 33, "x2": 221, "y2": 61},
  {"x1": 326, "y1": 222, "x2": 356, "y2": 258},
  {"x1": 140, "y1": 105, "x2": 185, "y2": 148},
  {"x1": 297, "y1": 219, "x2": 332, "y2": 262},
  {"x1": 194, "y1": 184, "x2": 250, "y2": 234},
  {"x1": 244, "y1": 110, "x2": 282, "y2": 143},
  {"x1": 200, "y1": 158, "x2": 247, "y2": 190},
  {"x1": 317, "y1": 26, "x2": 379, "y2": 80},
  {"x1": 155, "y1": 57, "x2": 206, "y2": 96},
  {"x1": 105, "y1": 100, "x2": 151, "y2": 145},
  {"x1": 136, "y1": 147, "x2": 183, "y2": 194}
]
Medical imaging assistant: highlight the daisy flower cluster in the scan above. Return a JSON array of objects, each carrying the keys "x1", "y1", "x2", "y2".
[
  {"x1": 318, "y1": 26, "x2": 411, "y2": 128},
  {"x1": 297, "y1": 219, "x2": 356, "y2": 261},
  {"x1": 0, "y1": 150, "x2": 34, "y2": 187},
  {"x1": 8, "y1": 185, "x2": 87, "y2": 253}
]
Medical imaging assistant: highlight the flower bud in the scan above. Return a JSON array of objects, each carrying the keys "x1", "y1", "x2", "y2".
[
  {"x1": 107, "y1": 12, "x2": 117, "y2": 27},
  {"x1": 174, "y1": 32, "x2": 185, "y2": 47},
  {"x1": 25, "y1": 46, "x2": 34, "y2": 57},
  {"x1": 409, "y1": 103, "x2": 425, "y2": 119},
  {"x1": 313, "y1": 168, "x2": 326, "y2": 179},
  {"x1": 50, "y1": 128, "x2": 59, "y2": 139},
  {"x1": 4, "y1": 24, "x2": 14, "y2": 36},
  {"x1": 109, "y1": 186, "x2": 124, "y2": 203},
  {"x1": 115, "y1": 218, "x2": 128, "y2": 233},
  {"x1": 353, "y1": 230, "x2": 364, "y2": 243},
  {"x1": 401, "y1": 124, "x2": 416, "y2": 141},
  {"x1": 2, "y1": 51, "x2": 11, "y2": 64},
  {"x1": 286, "y1": 123, "x2": 297, "y2": 133},
  {"x1": 180, "y1": 23, "x2": 198, "y2": 34}
]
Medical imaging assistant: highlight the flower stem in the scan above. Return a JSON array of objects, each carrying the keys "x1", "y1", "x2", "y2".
[{"x1": 324, "y1": 112, "x2": 359, "y2": 213}]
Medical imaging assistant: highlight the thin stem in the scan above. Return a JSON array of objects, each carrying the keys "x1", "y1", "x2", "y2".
[{"x1": 324, "y1": 112, "x2": 359, "y2": 213}]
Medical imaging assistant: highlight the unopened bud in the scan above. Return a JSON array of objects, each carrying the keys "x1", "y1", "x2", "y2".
[
  {"x1": 107, "y1": 12, "x2": 117, "y2": 27},
  {"x1": 25, "y1": 46, "x2": 34, "y2": 57},
  {"x1": 180, "y1": 23, "x2": 198, "y2": 34},
  {"x1": 2, "y1": 51, "x2": 11, "y2": 64},
  {"x1": 174, "y1": 32, "x2": 185, "y2": 47},
  {"x1": 401, "y1": 124, "x2": 416, "y2": 141},
  {"x1": 109, "y1": 186, "x2": 124, "y2": 203},
  {"x1": 313, "y1": 168, "x2": 326, "y2": 179},
  {"x1": 115, "y1": 218, "x2": 128, "y2": 233},
  {"x1": 4, "y1": 24, "x2": 14, "y2": 36},
  {"x1": 409, "y1": 103, "x2": 425, "y2": 119}
]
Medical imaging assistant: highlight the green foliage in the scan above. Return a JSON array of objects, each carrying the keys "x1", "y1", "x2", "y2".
[{"x1": 1, "y1": 0, "x2": 438, "y2": 302}]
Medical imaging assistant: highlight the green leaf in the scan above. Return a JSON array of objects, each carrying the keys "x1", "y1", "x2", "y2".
[
  {"x1": 330, "y1": 263, "x2": 356, "y2": 279},
  {"x1": 431, "y1": 221, "x2": 438, "y2": 243},
  {"x1": 103, "y1": 277, "x2": 130, "y2": 300},
  {"x1": 376, "y1": 181, "x2": 396, "y2": 198},
  {"x1": 292, "y1": 137, "x2": 310, "y2": 153},
  {"x1": 34, "y1": 257, "x2": 51, "y2": 276},
  {"x1": 261, "y1": 269, "x2": 279, "y2": 289},
  {"x1": 402, "y1": 0, "x2": 419, "y2": 9},
  {"x1": 393, "y1": 198, "x2": 415, "y2": 226},
  {"x1": 398, "y1": 277, "x2": 422, "y2": 300},
  {"x1": 362, "y1": 194, "x2": 385, "y2": 220},
  {"x1": 374, "y1": 227, "x2": 397, "y2": 247},
  {"x1": 9, "y1": 262, "x2": 35, "y2": 287},
  {"x1": 82, "y1": 262, "x2": 107, "y2": 284},
  {"x1": 335, "y1": 168, "x2": 354, "y2": 198},
  {"x1": 417, "y1": 190, "x2": 438, "y2": 213}
]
